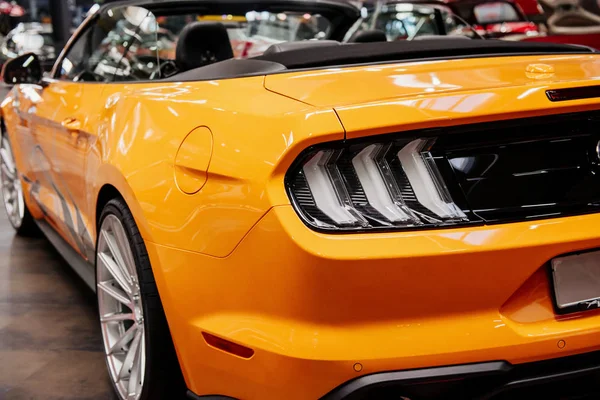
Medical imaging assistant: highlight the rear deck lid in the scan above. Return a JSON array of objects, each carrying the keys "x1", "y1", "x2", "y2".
[
  {"x1": 264, "y1": 53, "x2": 600, "y2": 107},
  {"x1": 264, "y1": 52, "x2": 600, "y2": 137}
]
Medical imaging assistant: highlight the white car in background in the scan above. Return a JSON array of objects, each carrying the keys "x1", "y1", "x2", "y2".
[{"x1": 0, "y1": 22, "x2": 55, "y2": 68}]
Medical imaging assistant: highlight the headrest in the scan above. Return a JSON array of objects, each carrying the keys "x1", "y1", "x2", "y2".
[
  {"x1": 348, "y1": 30, "x2": 387, "y2": 43},
  {"x1": 413, "y1": 35, "x2": 472, "y2": 40},
  {"x1": 176, "y1": 22, "x2": 234, "y2": 71},
  {"x1": 263, "y1": 40, "x2": 340, "y2": 55}
]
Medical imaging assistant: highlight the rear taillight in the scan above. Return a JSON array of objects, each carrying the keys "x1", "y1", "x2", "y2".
[{"x1": 286, "y1": 137, "x2": 469, "y2": 231}]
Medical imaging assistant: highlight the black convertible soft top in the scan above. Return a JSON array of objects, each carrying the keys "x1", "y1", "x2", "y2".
[
  {"x1": 253, "y1": 39, "x2": 595, "y2": 69},
  {"x1": 168, "y1": 39, "x2": 596, "y2": 82}
]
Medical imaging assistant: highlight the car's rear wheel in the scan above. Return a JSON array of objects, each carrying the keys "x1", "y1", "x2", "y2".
[
  {"x1": 97, "y1": 199, "x2": 185, "y2": 400},
  {"x1": 0, "y1": 132, "x2": 38, "y2": 236}
]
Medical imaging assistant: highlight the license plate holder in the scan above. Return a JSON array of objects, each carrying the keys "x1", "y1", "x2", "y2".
[{"x1": 551, "y1": 250, "x2": 600, "y2": 314}]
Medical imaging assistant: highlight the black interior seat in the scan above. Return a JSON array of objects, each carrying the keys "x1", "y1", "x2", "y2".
[
  {"x1": 176, "y1": 22, "x2": 234, "y2": 72},
  {"x1": 348, "y1": 30, "x2": 387, "y2": 43},
  {"x1": 263, "y1": 40, "x2": 340, "y2": 55}
]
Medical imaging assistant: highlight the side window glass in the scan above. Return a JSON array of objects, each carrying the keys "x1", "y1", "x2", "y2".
[{"x1": 58, "y1": 6, "x2": 159, "y2": 82}]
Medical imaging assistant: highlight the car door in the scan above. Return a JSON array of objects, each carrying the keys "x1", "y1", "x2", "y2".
[
  {"x1": 35, "y1": 5, "x2": 161, "y2": 260},
  {"x1": 32, "y1": 80, "x2": 106, "y2": 260},
  {"x1": 7, "y1": 71, "x2": 73, "y2": 247},
  {"x1": 28, "y1": 12, "x2": 117, "y2": 259}
]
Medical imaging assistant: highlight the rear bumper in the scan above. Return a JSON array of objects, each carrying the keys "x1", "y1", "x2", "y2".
[
  {"x1": 322, "y1": 350, "x2": 600, "y2": 399},
  {"x1": 186, "y1": 350, "x2": 600, "y2": 399},
  {"x1": 147, "y1": 206, "x2": 600, "y2": 399}
]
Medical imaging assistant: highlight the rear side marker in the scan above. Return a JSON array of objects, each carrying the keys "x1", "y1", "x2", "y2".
[
  {"x1": 546, "y1": 85, "x2": 600, "y2": 102},
  {"x1": 202, "y1": 332, "x2": 255, "y2": 359}
]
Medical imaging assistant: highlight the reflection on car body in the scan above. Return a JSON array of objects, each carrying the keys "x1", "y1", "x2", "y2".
[{"x1": 4, "y1": 0, "x2": 600, "y2": 399}]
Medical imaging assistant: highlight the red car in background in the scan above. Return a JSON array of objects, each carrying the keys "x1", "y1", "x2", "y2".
[
  {"x1": 512, "y1": 0, "x2": 545, "y2": 22},
  {"x1": 517, "y1": 0, "x2": 600, "y2": 50},
  {"x1": 446, "y1": 0, "x2": 541, "y2": 37}
]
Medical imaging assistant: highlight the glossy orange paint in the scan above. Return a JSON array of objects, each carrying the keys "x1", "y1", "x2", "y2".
[
  {"x1": 4, "y1": 53, "x2": 600, "y2": 398},
  {"x1": 148, "y1": 208, "x2": 600, "y2": 398}
]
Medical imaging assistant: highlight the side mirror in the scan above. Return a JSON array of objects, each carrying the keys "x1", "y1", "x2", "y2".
[{"x1": 1, "y1": 53, "x2": 43, "y2": 85}]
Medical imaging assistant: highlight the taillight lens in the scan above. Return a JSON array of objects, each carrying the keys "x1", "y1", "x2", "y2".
[{"x1": 286, "y1": 137, "x2": 469, "y2": 231}]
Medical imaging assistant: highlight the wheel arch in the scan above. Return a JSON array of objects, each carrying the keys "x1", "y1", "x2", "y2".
[
  {"x1": 96, "y1": 184, "x2": 121, "y2": 229},
  {"x1": 93, "y1": 163, "x2": 153, "y2": 243}
]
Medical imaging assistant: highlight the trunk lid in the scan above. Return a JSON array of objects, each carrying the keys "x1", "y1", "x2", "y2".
[{"x1": 264, "y1": 53, "x2": 600, "y2": 138}]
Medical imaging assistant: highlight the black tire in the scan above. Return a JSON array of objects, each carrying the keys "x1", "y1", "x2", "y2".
[
  {"x1": 0, "y1": 131, "x2": 39, "y2": 237},
  {"x1": 98, "y1": 198, "x2": 186, "y2": 400}
]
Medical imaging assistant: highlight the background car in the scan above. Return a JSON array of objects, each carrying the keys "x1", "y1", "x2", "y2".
[
  {"x1": 514, "y1": 0, "x2": 546, "y2": 22},
  {"x1": 0, "y1": 22, "x2": 55, "y2": 70},
  {"x1": 345, "y1": 0, "x2": 477, "y2": 41},
  {"x1": 515, "y1": 0, "x2": 600, "y2": 48},
  {"x1": 446, "y1": 0, "x2": 541, "y2": 37},
  {"x1": 243, "y1": 11, "x2": 333, "y2": 55}
]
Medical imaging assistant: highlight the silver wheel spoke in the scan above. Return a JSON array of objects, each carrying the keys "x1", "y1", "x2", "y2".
[
  {"x1": 110, "y1": 219, "x2": 138, "y2": 281},
  {"x1": 127, "y1": 333, "x2": 143, "y2": 399},
  {"x1": 101, "y1": 312, "x2": 134, "y2": 323},
  {"x1": 109, "y1": 324, "x2": 138, "y2": 356},
  {"x1": 97, "y1": 214, "x2": 146, "y2": 400},
  {"x1": 0, "y1": 136, "x2": 24, "y2": 229},
  {"x1": 0, "y1": 162, "x2": 14, "y2": 180},
  {"x1": 139, "y1": 334, "x2": 146, "y2": 379},
  {"x1": 102, "y1": 226, "x2": 135, "y2": 288},
  {"x1": 15, "y1": 182, "x2": 23, "y2": 221},
  {"x1": 118, "y1": 328, "x2": 142, "y2": 381},
  {"x1": 0, "y1": 146, "x2": 15, "y2": 172},
  {"x1": 98, "y1": 250, "x2": 133, "y2": 295},
  {"x1": 98, "y1": 280, "x2": 132, "y2": 308}
]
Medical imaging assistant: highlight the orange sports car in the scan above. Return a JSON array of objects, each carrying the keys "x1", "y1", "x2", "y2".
[{"x1": 3, "y1": 0, "x2": 600, "y2": 399}]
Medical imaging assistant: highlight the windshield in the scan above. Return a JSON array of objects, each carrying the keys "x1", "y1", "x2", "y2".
[
  {"x1": 146, "y1": 11, "x2": 333, "y2": 58},
  {"x1": 58, "y1": 5, "x2": 346, "y2": 82}
]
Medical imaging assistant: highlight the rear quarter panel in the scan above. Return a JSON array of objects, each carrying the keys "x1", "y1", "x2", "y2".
[{"x1": 89, "y1": 77, "x2": 344, "y2": 257}]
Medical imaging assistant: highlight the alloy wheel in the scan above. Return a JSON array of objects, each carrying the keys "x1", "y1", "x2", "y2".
[
  {"x1": 97, "y1": 215, "x2": 146, "y2": 400},
  {"x1": 0, "y1": 135, "x2": 24, "y2": 228}
]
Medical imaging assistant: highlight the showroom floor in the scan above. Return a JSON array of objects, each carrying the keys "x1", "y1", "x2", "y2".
[{"x1": 0, "y1": 208, "x2": 115, "y2": 400}]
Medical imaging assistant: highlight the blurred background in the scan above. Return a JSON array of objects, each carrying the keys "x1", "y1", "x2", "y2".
[
  {"x1": 2, "y1": 0, "x2": 600, "y2": 72},
  {"x1": 0, "y1": 0, "x2": 97, "y2": 70}
]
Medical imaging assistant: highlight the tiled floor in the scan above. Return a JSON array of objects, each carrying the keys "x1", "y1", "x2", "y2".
[{"x1": 0, "y1": 208, "x2": 115, "y2": 399}]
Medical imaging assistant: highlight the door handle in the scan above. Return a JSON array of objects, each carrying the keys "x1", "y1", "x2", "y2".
[{"x1": 61, "y1": 117, "x2": 81, "y2": 131}]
